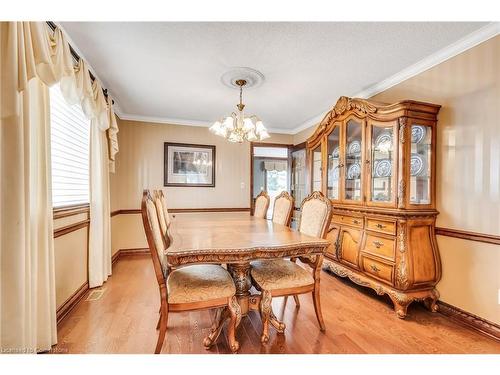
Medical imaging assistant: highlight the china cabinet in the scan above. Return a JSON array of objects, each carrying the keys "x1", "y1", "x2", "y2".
[
  {"x1": 306, "y1": 96, "x2": 441, "y2": 318},
  {"x1": 291, "y1": 147, "x2": 306, "y2": 226}
]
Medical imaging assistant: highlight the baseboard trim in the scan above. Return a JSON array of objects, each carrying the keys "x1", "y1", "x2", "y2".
[
  {"x1": 437, "y1": 301, "x2": 500, "y2": 341},
  {"x1": 56, "y1": 282, "x2": 89, "y2": 325},
  {"x1": 112, "y1": 248, "x2": 150, "y2": 265}
]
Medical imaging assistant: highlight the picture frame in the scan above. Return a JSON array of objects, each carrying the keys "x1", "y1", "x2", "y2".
[{"x1": 164, "y1": 142, "x2": 216, "y2": 187}]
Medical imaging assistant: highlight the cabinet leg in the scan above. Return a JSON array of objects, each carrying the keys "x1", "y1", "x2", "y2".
[
  {"x1": 388, "y1": 292, "x2": 412, "y2": 319},
  {"x1": 424, "y1": 289, "x2": 440, "y2": 313}
]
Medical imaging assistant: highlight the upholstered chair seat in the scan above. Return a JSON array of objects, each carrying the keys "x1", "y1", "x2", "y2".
[
  {"x1": 250, "y1": 259, "x2": 313, "y2": 291},
  {"x1": 167, "y1": 264, "x2": 236, "y2": 304}
]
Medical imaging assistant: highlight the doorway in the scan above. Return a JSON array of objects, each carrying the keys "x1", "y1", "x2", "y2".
[{"x1": 250, "y1": 143, "x2": 292, "y2": 219}]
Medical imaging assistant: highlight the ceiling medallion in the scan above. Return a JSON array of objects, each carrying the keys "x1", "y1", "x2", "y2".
[
  {"x1": 210, "y1": 71, "x2": 269, "y2": 143},
  {"x1": 220, "y1": 67, "x2": 265, "y2": 90}
]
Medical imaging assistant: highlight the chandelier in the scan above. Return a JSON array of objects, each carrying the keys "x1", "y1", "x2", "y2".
[{"x1": 209, "y1": 79, "x2": 270, "y2": 143}]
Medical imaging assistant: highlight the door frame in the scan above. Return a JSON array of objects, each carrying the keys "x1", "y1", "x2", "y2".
[{"x1": 250, "y1": 142, "x2": 293, "y2": 215}]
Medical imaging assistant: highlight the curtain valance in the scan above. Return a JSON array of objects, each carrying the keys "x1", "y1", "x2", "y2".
[
  {"x1": 0, "y1": 21, "x2": 119, "y2": 170},
  {"x1": 263, "y1": 160, "x2": 287, "y2": 172}
]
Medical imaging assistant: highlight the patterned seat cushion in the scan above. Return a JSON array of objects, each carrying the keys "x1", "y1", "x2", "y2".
[
  {"x1": 167, "y1": 264, "x2": 236, "y2": 304},
  {"x1": 250, "y1": 259, "x2": 314, "y2": 291}
]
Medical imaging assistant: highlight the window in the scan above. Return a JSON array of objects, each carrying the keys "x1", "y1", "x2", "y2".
[{"x1": 50, "y1": 84, "x2": 90, "y2": 207}]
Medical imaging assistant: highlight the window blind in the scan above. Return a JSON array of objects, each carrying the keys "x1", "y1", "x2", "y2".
[{"x1": 50, "y1": 84, "x2": 90, "y2": 207}]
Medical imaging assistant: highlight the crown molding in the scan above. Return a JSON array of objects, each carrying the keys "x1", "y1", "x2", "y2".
[
  {"x1": 115, "y1": 110, "x2": 296, "y2": 134},
  {"x1": 290, "y1": 22, "x2": 500, "y2": 135},
  {"x1": 115, "y1": 22, "x2": 499, "y2": 136}
]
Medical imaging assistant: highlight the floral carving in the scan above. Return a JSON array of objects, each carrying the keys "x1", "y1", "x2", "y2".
[
  {"x1": 398, "y1": 179, "x2": 406, "y2": 208},
  {"x1": 396, "y1": 221, "x2": 410, "y2": 290},
  {"x1": 334, "y1": 96, "x2": 378, "y2": 116},
  {"x1": 398, "y1": 117, "x2": 407, "y2": 144},
  {"x1": 227, "y1": 263, "x2": 252, "y2": 296}
]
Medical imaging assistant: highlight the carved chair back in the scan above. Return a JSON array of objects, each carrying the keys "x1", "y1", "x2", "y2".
[
  {"x1": 141, "y1": 190, "x2": 170, "y2": 290},
  {"x1": 253, "y1": 190, "x2": 270, "y2": 219},
  {"x1": 272, "y1": 191, "x2": 294, "y2": 226},
  {"x1": 298, "y1": 191, "x2": 333, "y2": 239},
  {"x1": 154, "y1": 189, "x2": 172, "y2": 233}
]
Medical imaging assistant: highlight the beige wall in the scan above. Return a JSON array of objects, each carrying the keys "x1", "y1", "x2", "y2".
[
  {"x1": 293, "y1": 124, "x2": 317, "y2": 146},
  {"x1": 110, "y1": 119, "x2": 293, "y2": 252},
  {"x1": 110, "y1": 119, "x2": 293, "y2": 211},
  {"x1": 293, "y1": 36, "x2": 500, "y2": 323},
  {"x1": 53, "y1": 214, "x2": 89, "y2": 309},
  {"x1": 371, "y1": 36, "x2": 499, "y2": 324}
]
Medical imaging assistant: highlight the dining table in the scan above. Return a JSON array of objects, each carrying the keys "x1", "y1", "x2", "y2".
[{"x1": 165, "y1": 211, "x2": 330, "y2": 348}]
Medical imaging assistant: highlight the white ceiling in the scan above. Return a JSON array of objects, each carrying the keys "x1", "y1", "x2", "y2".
[{"x1": 60, "y1": 22, "x2": 491, "y2": 133}]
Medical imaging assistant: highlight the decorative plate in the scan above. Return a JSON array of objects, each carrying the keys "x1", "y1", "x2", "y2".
[
  {"x1": 332, "y1": 146, "x2": 340, "y2": 158},
  {"x1": 347, "y1": 140, "x2": 361, "y2": 156},
  {"x1": 411, "y1": 125, "x2": 427, "y2": 144},
  {"x1": 410, "y1": 153, "x2": 425, "y2": 176},
  {"x1": 374, "y1": 159, "x2": 392, "y2": 177},
  {"x1": 375, "y1": 132, "x2": 392, "y2": 152},
  {"x1": 347, "y1": 163, "x2": 361, "y2": 180}
]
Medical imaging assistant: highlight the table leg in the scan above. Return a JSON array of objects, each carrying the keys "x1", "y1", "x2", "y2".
[{"x1": 227, "y1": 262, "x2": 252, "y2": 315}]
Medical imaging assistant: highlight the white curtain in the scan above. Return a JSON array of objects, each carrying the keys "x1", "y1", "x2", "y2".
[
  {"x1": 0, "y1": 21, "x2": 119, "y2": 352},
  {"x1": 1, "y1": 77, "x2": 57, "y2": 352},
  {"x1": 88, "y1": 120, "x2": 112, "y2": 287}
]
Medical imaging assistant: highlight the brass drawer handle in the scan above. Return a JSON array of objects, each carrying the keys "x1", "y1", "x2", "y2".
[
  {"x1": 375, "y1": 223, "x2": 386, "y2": 229},
  {"x1": 372, "y1": 240, "x2": 384, "y2": 248},
  {"x1": 352, "y1": 219, "x2": 361, "y2": 225},
  {"x1": 370, "y1": 264, "x2": 380, "y2": 273}
]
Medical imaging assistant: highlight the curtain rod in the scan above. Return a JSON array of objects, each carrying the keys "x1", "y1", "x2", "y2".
[{"x1": 46, "y1": 21, "x2": 113, "y2": 103}]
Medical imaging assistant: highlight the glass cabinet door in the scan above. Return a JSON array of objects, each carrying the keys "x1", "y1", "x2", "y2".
[
  {"x1": 327, "y1": 126, "x2": 340, "y2": 200},
  {"x1": 369, "y1": 123, "x2": 395, "y2": 204},
  {"x1": 311, "y1": 144, "x2": 322, "y2": 192},
  {"x1": 344, "y1": 119, "x2": 363, "y2": 201},
  {"x1": 410, "y1": 123, "x2": 432, "y2": 204},
  {"x1": 291, "y1": 148, "x2": 306, "y2": 210}
]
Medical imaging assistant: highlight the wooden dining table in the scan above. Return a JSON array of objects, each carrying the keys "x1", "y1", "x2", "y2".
[{"x1": 166, "y1": 212, "x2": 330, "y2": 348}]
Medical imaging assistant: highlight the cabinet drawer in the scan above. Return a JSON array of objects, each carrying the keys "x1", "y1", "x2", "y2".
[
  {"x1": 363, "y1": 234, "x2": 395, "y2": 260},
  {"x1": 361, "y1": 255, "x2": 394, "y2": 285},
  {"x1": 332, "y1": 214, "x2": 363, "y2": 228},
  {"x1": 366, "y1": 218, "x2": 396, "y2": 235},
  {"x1": 343, "y1": 215, "x2": 363, "y2": 228},
  {"x1": 332, "y1": 214, "x2": 343, "y2": 224}
]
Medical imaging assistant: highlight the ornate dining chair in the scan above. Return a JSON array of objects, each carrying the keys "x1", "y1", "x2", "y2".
[
  {"x1": 271, "y1": 191, "x2": 294, "y2": 226},
  {"x1": 153, "y1": 189, "x2": 172, "y2": 238},
  {"x1": 250, "y1": 191, "x2": 333, "y2": 343},
  {"x1": 141, "y1": 190, "x2": 241, "y2": 353},
  {"x1": 253, "y1": 190, "x2": 270, "y2": 219}
]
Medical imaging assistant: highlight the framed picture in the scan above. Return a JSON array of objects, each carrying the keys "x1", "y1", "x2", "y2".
[{"x1": 164, "y1": 142, "x2": 216, "y2": 187}]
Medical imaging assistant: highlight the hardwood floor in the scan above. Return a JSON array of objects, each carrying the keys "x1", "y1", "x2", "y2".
[{"x1": 53, "y1": 254, "x2": 500, "y2": 354}]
